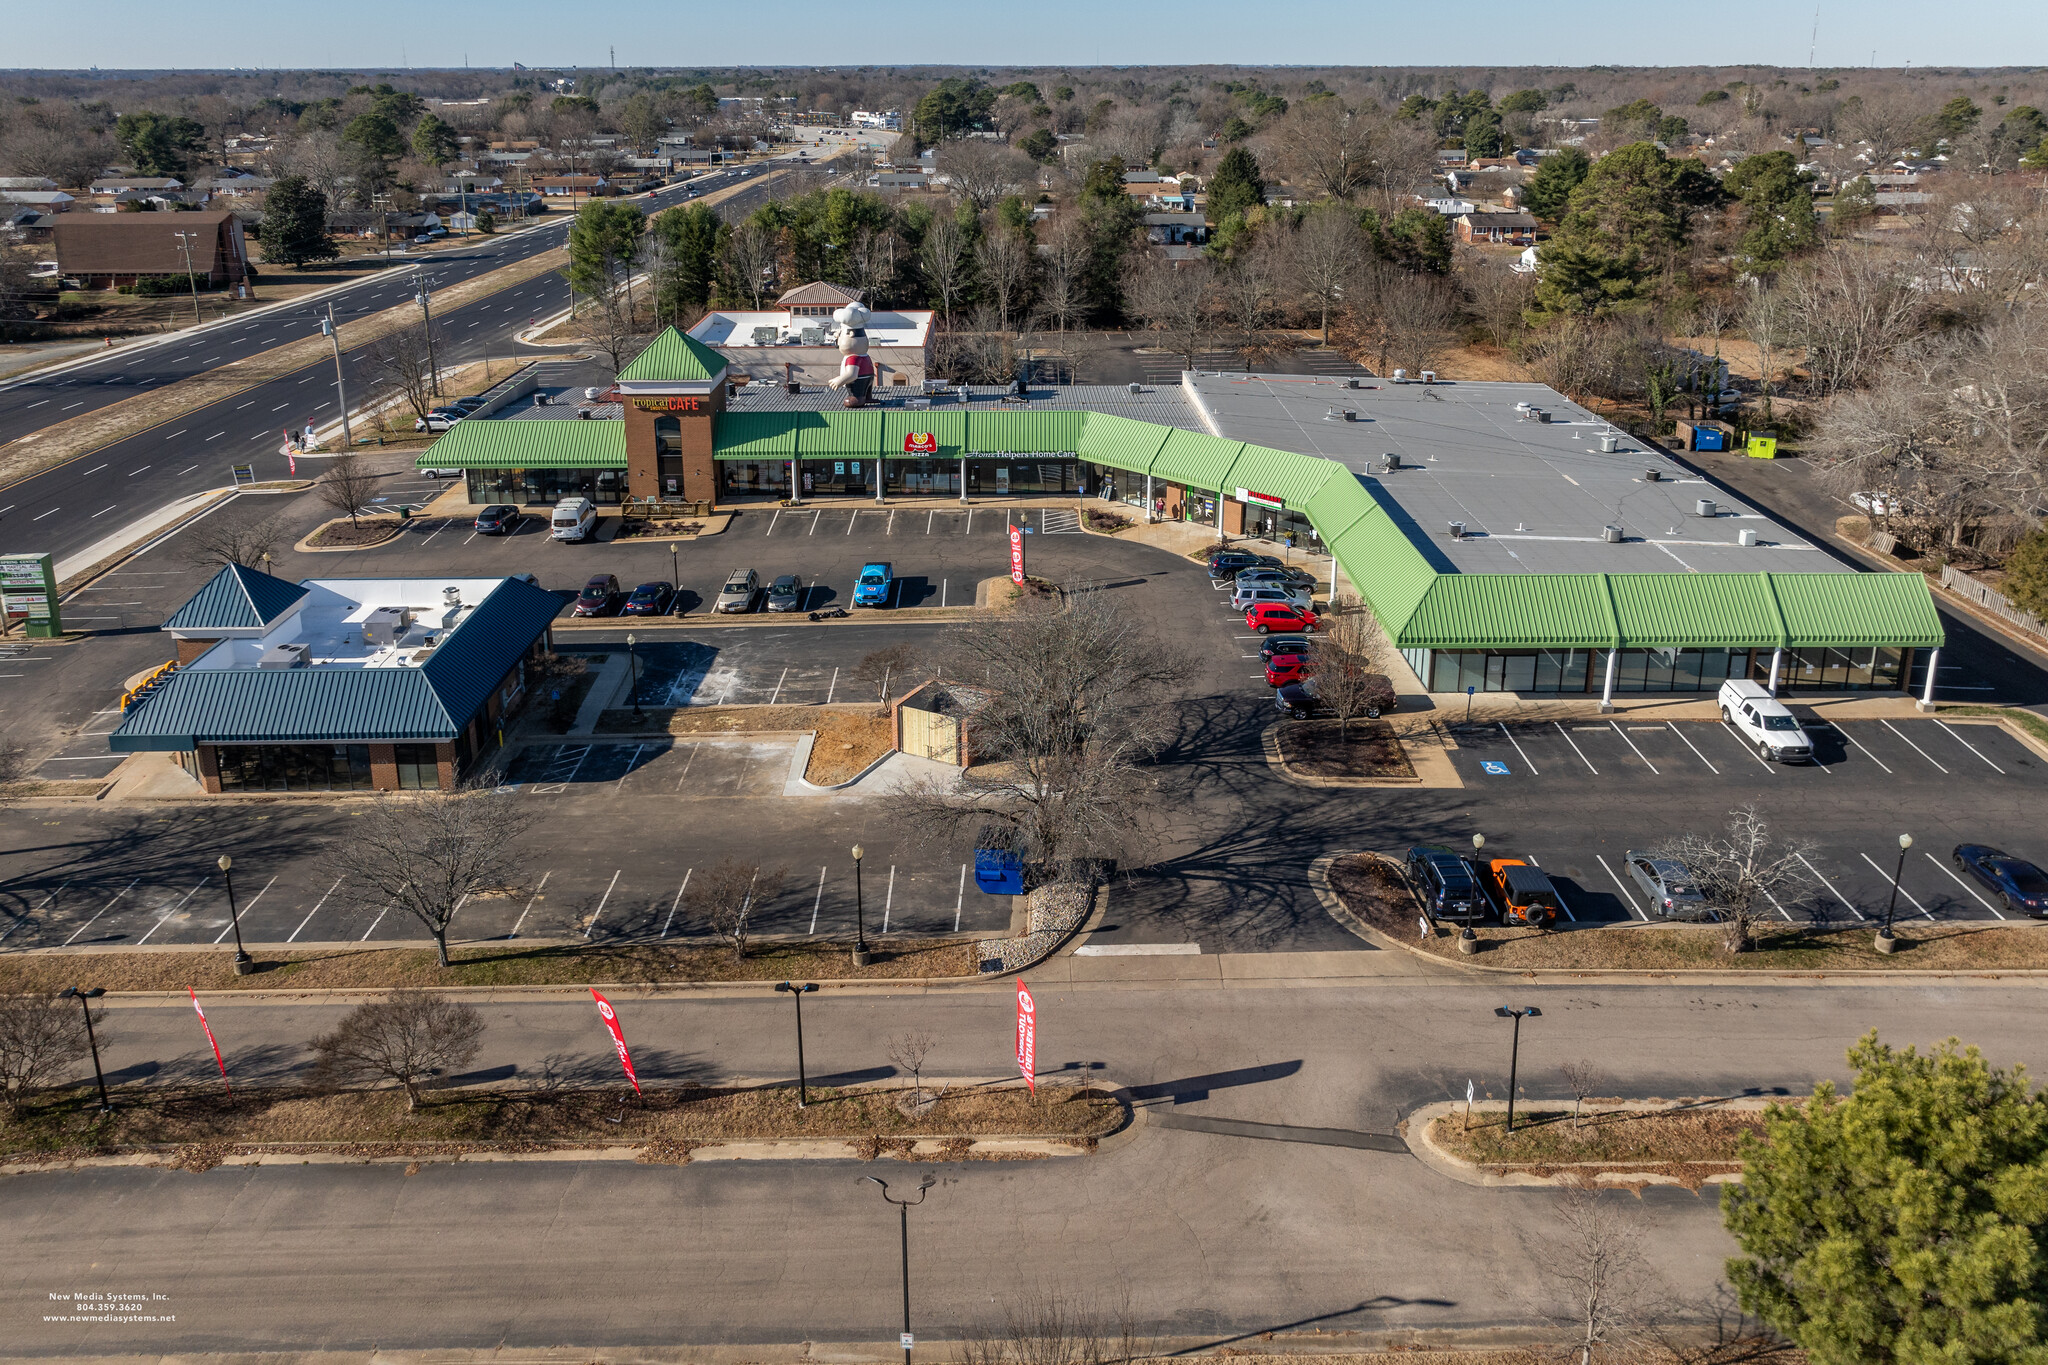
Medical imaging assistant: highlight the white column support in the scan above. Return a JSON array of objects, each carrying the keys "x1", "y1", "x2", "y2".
[
  {"x1": 1918, "y1": 646, "x2": 1940, "y2": 710},
  {"x1": 1767, "y1": 647, "x2": 1784, "y2": 694},
  {"x1": 788, "y1": 457, "x2": 801, "y2": 504},
  {"x1": 1144, "y1": 473, "x2": 1154, "y2": 521},
  {"x1": 959, "y1": 456, "x2": 968, "y2": 503},
  {"x1": 1600, "y1": 648, "x2": 1619, "y2": 712}
]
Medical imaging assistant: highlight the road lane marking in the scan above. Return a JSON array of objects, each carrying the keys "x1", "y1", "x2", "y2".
[
  {"x1": 64, "y1": 878, "x2": 139, "y2": 946},
  {"x1": 287, "y1": 876, "x2": 346, "y2": 942},
  {"x1": 129, "y1": 465, "x2": 150, "y2": 475},
  {"x1": 213, "y1": 875, "x2": 278, "y2": 942},
  {"x1": 1880, "y1": 718, "x2": 1949, "y2": 773},
  {"x1": 1934, "y1": 720, "x2": 2006, "y2": 773},
  {"x1": 583, "y1": 868, "x2": 622, "y2": 938},
  {"x1": 90, "y1": 505, "x2": 117, "y2": 517},
  {"x1": 31, "y1": 508, "x2": 59, "y2": 520},
  {"x1": 664, "y1": 871, "x2": 691, "y2": 938},
  {"x1": 1861, "y1": 851, "x2": 1934, "y2": 920},
  {"x1": 1663, "y1": 722, "x2": 1719, "y2": 773},
  {"x1": 61, "y1": 402, "x2": 83, "y2": 410},
  {"x1": 1930, "y1": 853, "x2": 2005, "y2": 919},
  {"x1": 1796, "y1": 853, "x2": 1864, "y2": 920},
  {"x1": 25, "y1": 399, "x2": 45, "y2": 408},
  {"x1": 508, "y1": 870, "x2": 551, "y2": 938},
  {"x1": 1596, "y1": 855, "x2": 1646, "y2": 920},
  {"x1": 83, "y1": 463, "x2": 106, "y2": 474},
  {"x1": 163, "y1": 429, "x2": 186, "y2": 440},
  {"x1": 1550, "y1": 722, "x2": 1598, "y2": 774}
]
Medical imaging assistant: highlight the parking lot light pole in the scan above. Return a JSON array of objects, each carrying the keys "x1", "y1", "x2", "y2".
[
  {"x1": 59, "y1": 986, "x2": 111, "y2": 1112},
  {"x1": 1879, "y1": 833, "x2": 1914, "y2": 948},
  {"x1": 321, "y1": 305, "x2": 353, "y2": 449},
  {"x1": 668, "y1": 542, "x2": 679, "y2": 588},
  {"x1": 865, "y1": 1174, "x2": 935, "y2": 1365},
  {"x1": 774, "y1": 982, "x2": 819, "y2": 1105},
  {"x1": 1493, "y1": 1005, "x2": 1540, "y2": 1133},
  {"x1": 851, "y1": 844, "x2": 871, "y2": 967},
  {"x1": 626, "y1": 634, "x2": 643, "y2": 719},
  {"x1": 218, "y1": 854, "x2": 253, "y2": 976}
]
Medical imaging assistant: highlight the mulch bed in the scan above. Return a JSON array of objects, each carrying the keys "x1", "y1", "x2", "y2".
[
  {"x1": 307, "y1": 518, "x2": 403, "y2": 548},
  {"x1": 1326, "y1": 853, "x2": 1427, "y2": 938},
  {"x1": 1278, "y1": 720, "x2": 1415, "y2": 780}
]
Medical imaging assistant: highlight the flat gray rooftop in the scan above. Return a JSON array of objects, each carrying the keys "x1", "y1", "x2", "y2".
[
  {"x1": 1188, "y1": 372, "x2": 1847, "y2": 576},
  {"x1": 723, "y1": 381, "x2": 1205, "y2": 430}
]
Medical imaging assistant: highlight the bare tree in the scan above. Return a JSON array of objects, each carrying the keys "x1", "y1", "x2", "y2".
[
  {"x1": 1097, "y1": 105, "x2": 1165, "y2": 168},
  {"x1": 363, "y1": 326, "x2": 439, "y2": 423},
  {"x1": 1303, "y1": 609, "x2": 1396, "y2": 729},
  {"x1": 1213, "y1": 237, "x2": 1290, "y2": 368},
  {"x1": 1458, "y1": 250, "x2": 1536, "y2": 352},
  {"x1": 1545, "y1": 1186, "x2": 1658, "y2": 1365},
  {"x1": 685, "y1": 858, "x2": 785, "y2": 961},
  {"x1": 319, "y1": 452, "x2": 379, "y2": 530},
  {"x1": 0, "y1": 992, "x2": 90, "y2": 1117},
  {"x1": 1741, "y1": 283, "x2": 1792, "y2": 423},
  {"x1": 959, "y1": 1279, "x2": 1148, "y2": 1365},
  {"x1": 1034, "y1": 214, "x2": 1091, "y2": 354},
  {"x1": 1558, "y1": 1059, "x2": 1601, "y2": 1127},
  {"x1": 918, "y1": 213, "x2": 972, "y2": 329},
  {"x1": 975, "y1": 227, "x2": 1035, "y2": 336},
  {"x1": 1779, "y1": 245, "x2": 1921, "y2": 399},
  {"x1": 1655, "y1": 804, "x2": 1817, "y2": 953},
  {"x1": 340, "y1": 782, "x2": 537, "y2": 967},
  {"x1": 1287, "y1": 206, "x2": 1366, "y2": 347},
  {"x1": 1379, "y1": 268, "x2": 1463, "y2": 378},
  {"x1": 937, "y1": 141, "x2": 1034, "y2": 215},
  {"x1": 1124, "y1": 255, "x2": 1214, "y2": 370},
  {"x1": 884, "y1": 585, "x2": 1195, "y2": 878},
  {"x1": 888, "y1": 1029, "x2": 935, "y2": 1103},
  {"x1": 852, "y1": 643, "x2": 926, "y2": 716},
  {"x1": 181, "y1": 515, "x2": 285, "y2": 572},
  {"x1": 1265, "y1": 98, "x2": 1378, "y2": 200},
  {"x1": 309, "y1": 991, "x2": 485, "y2": 1111},
  {"x1": 721, "y1": 221, "x2": 779, "y2": 310},
  {"x1": 573, "y1": 277, "x2": 648, "y2": 378}
]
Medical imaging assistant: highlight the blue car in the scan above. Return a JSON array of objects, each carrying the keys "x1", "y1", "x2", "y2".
[
  {"x1": 1953, "y1": 845, "x2": 2048, "y2": 918},
  {"x1": 852, "y1": 562, "x2": 893, "y2": 608}
]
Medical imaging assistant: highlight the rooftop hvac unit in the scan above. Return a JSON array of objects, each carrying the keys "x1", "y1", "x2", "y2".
[
  {"x1": 1380, "y1": 453, "x2": 1400, "y2": 473},
  {"x1": 1346, "y1": 377, "x2": 1361, "y2": 389},
  {"x1": 1695, "y1": 498, "x2": 1717, "y2": 517},
  {"x1": 1514, "y1": 401, "x2": 1531, "y2": 412},
  {"x1": 1643, "y1": 468, "x2": 1660, "y2": 482},
  {"x1": 798, "y1": 327, "x2": 824, "y2": 347},
  {"x1": 1420, "y1": 370, "x2": 1437, "y2": 384},
  {"x1": 1602, "y1": 524, "x2": 1624, "y2": 544},
  {"x1": 750, "y1": 325, "x2": 779, "y2": 345},
  {"x1": 443, "y1": 585, "x2": 462, "y2": 607},
  {"x1": 1739, "y1": 528, "x2": 1760, "y2": 547},
  {"x1": 1128, "y1": 382, "x2": 1142, "y2": 394},
  {"x1": 258, "y1": 641, "x2": 311, "y2": 670},
  {"x1": 361, "y1": 607, "x2": 412, "y2": 646},
  {"x1": 1391, "y1": 368, "x2": 1408, "y2": 382},
  {"x1": 1448, "y1": 521, "x2": 1467, "y2": 540},
  {"x1": 1598, "y1": 432, "x2": 1620, "y2": 453}
]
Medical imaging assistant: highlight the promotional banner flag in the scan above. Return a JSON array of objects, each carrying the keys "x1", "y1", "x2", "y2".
[
  {"x1": 188, "y1": 988, "x2": 230, "y2": 1094},
  {"x1": 1009, "y1": 524, "x2": 1025, "y2": 585},
  {"x1": 1015, "y1": 979, "x2": 1036, "y2": 1092},
  {"x1": 590, "y1": 988, "x2": 641, "y2": 1094}
]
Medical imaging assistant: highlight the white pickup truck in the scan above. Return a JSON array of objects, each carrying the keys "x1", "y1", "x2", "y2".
[{"x1": 1718, "y1": 679, "x2": 1814, "y2": 763}]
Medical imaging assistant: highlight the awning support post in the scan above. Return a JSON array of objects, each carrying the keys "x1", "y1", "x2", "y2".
[
  {"x1": 1918, "y1": 646, "x2": 1940, "y2": 711},
  {"x1": 1599, "y1": 648, "x2": 1619, "y2": 713},
  {"x1": 1768, "y1": 647, "x2": 1784, "y2": 695}
]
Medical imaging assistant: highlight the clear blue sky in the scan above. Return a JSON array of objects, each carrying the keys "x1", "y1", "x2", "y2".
[{"x1": 8, "y1": 0, "x2": 2043, "y2": 72}]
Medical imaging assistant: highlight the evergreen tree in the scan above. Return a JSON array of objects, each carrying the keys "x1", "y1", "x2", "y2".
[
  {"x1": 1724, "y1": 1033, "x2": 2048, "y2": 1365},
  {"x1": 341, "y1": 111, "x2": 407, "y2": 165},
  {"x1": 1724, "y1": 151, "x2": 1817, "y2": 268},
  {"x1": 259, "y1": 174, "x2": 338, "y2": 267},
  {"x1": 566, "y1": 199, "x2": 647, "y2": 297},
  {"x1": 651, "y1": 202, "x2": 727, "y2": 313},
  {"x1": 114, "y1": 112, "x2": 206, "y2": 176},
  {"x1": 410, "y1": 114, "x2": 459, "y2": 167},
  {"x1": 2005, "y1": 529, "x2": 2048, "y2": 621},
  {"x1": 1364, "y1": 207, "x2": 1453, "y2": 275},
  {"x1": 1521, "y1": 146, "x2": 1590, "y2": 220},
  {"x1": 1079, "y1": 158, "x2": 1143, "y2": 323},
  {"x1": 1206, "y1": 146, "x2": 1265, "y2": 221},
  {"x1": 1935, "y1": 95, "x2": 1984, "y2": 139}
]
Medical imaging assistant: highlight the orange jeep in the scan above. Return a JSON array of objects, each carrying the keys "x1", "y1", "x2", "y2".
[{"x1": 1486, "y1": 859, "x2": 1562, "y2": 927}]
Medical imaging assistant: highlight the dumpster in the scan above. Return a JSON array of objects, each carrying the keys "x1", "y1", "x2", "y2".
[{"x1": 974, "y1": 846, "x2": 1024, "y2": 896}]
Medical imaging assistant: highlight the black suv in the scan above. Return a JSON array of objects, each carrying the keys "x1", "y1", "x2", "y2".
[
  {"x1": 1206, "y1": 550, "x2": 1279, "y2": 581},
  {"x1": 572, "y1": 574, "x2": 623, "y2": 617},
  {"x1": 474, "y1": 504, "x2": 522, "y2": 535},
  {"x1": 1405, "y1": 845, "x2": 1485, "y2": 923}
]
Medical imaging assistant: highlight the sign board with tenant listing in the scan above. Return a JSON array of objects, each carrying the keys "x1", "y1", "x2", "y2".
[
  {"x1": 0, "y1": 553, "x2": 60, "y2": 638},
  {"x1": 1235, "y1": 488, "x2": 1286, "y2": 510}
]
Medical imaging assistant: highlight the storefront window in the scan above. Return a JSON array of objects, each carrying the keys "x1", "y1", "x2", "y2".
[
  {"x1": 795, "y1": 459, "x2": 869, "y2": 495},
  {"x1": 886, "y1": 460, "x2": 960, "y2": 495},
  {"x1": 215, "y1": 744, "x2": 372, "y2": 792},
  {"x1": 965, "y1": 461, "x2": 1080, "y2": 496},
  {"x1": 394, "y1": 744, "x2": 439, "y2": 790},
  {"x1": 463, "y1": 468, "x2": 625, "y2": 505},
  {"x1": 1424, "y1": 645, "x2": 1903, "y2": 694}
]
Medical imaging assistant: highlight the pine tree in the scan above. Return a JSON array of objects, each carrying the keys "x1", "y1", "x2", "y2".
[
  {"x1": 259, "y1": 175, "x2": 338, "y2": 268},
  {"x1": 1521, "y1": 146, "x2": 1590, "y2": 220},
  {"x1": 1206, "y1": 146, "x2": 1265, "y2": 222}
]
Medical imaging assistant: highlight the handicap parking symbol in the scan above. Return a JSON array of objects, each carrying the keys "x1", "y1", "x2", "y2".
[{"x1": 1480, "y1": 760, "x2": 1512, "y2": 776}]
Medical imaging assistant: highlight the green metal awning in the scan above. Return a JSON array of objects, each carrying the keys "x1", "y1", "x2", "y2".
[
  {"x1": 882, "y1": 410, "x2": 966, "y2": 460},
  {"x1": 967, "y1": 409, "x2": 1087, "y2": 455},
  {"x1": 795, "y1": 411, "x2": 882, "y2": 459},
  {"x1": 413, "y1": 421, "x2": 627, "y2": 470},
  {"x1": 713, "y1": 412, "x2": 799, "y2": 458},
  {"x1": 1074, "y1": 413, "x2": 1173, "y2": 474}
]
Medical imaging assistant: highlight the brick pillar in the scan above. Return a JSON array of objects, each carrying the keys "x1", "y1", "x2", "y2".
[
  {"x1": 1222, "y1": 498, "x2": 1245, "y2": 535},
  {"x1": 435, "y1": 742, "x2": 458, "y2": 790},
  {"x1": 368, "y1": 743, "x2": 399, "y2": 791},
  {"x1": 197, "y1": 744, "x2": 222, "y2": 794}
]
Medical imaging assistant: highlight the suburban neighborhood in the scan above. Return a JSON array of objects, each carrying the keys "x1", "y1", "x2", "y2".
[{"x1": 3, "y1": 22, "x2": 2048, "y2": 1365}]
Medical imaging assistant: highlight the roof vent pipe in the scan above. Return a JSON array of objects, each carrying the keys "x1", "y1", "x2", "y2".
[
  {"x1": 1602, "y1": 524, "x2": 1624, "y2": 543},
  {"x1": 1643, "y1": 468, "x2": 1660, "y2": 482},
  {"x1": 1392, "y1": 368, "x2": 1408, "y2": 382},
  {"x1": 444, "y1": 586, "x2": 462, "y2": 607},
  {"x1": 1128, "y1": 382, "x2": 1142, "y2": 395},
  {"x1": 1449, "y1": 521, "x2": 1466, "y2": 540}
]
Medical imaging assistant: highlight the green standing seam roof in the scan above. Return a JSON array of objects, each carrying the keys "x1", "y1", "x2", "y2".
[
  {"x1": 967, "y1": 409, "x2": 1087, "y2": 455},
  {"x1": 881, "y1": 409, "x2": 966, "y2": 459},
  {"x1": 617, "y1": 327, "x2": 729, "y2": 382},
  {"x1": 794, "y1": 410, "x2": 883, "y2": 459},
  {"x1": 1073, "y1": 413, "x2": 1173, "y2": 474},
  {"x1": 1329, "y1": 504, "x2": 1451, "y2": 636},
  {"x1": 1610, "y1": 574, "x2": 1786, "y2": 649},
  {"x1": 1150, "y1": 429, "x2": 1244, "y2": 491},
  {"x1": 163, "y1": 564, "x2": 308, "y2": 633},
  {"x1": 712, "y1": 412, "x2": 799, "y2": 458},
  {"x1": 1399, "y1": 575, "x2": 1620, "y2": 650},
  {"x1": 1772, "y1": 571, "x2": 1944, "y2": 649},
  {"x1": 414, "y1": 420, "x2": 627, "y2": 470},
  {"x1": 1302, "y1": 467, "x2": 1381, "y2": 541},
  {"x1": 1222, "y1": 445, "x2": 1342, "y2": 512}
]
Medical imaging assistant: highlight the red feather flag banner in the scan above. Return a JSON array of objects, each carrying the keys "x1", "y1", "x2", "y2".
[
  {"x1": 1015, "y1": 979, "x2": 1036, "y2": 1093},
  {"x1": 590, "y1": 988, "x2": 641, "y2": 1094},
  {"x1": 189, "y1": 988, "x2": 230, "y2": 1094}
]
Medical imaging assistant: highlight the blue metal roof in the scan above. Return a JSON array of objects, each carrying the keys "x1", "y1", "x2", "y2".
[
  {"x1": 112, "y1": 577, "x2": 561, "y2": 752},
  {"x1": 162, "y1": 564, "x2": 308, "y2": 633}
]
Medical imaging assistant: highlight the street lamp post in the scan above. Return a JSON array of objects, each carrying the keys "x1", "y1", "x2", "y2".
[
  {"x1": 669, "y1": 542, "x2": 680, "y2": 589},
  {"x1": 59, "y1": 986, "x2": 111, "y2": 1111},
  {"x1": 1492, "y1": 1005, "x2": 1541, "y2": 1133},
  {"x1": 773, "y1": 981, "x2": 818, "y2": 1105},
  {"x1": 218, "y1": 854, "x2": 253, "y2": 975},
  {"x1": 412, "y1": 273, "x2": 441, "y2": 399},
  {"x1": 865, "y1": 1174, "x2": 935, "y2": 1365},
  {"x1": 171, "y1": 230, "x2": 204, "y2": 324},
  {"x1": 626, "y1": 633, "x2": 643, "y2": 719},
  {"x1": 1879, "y1": 832, "x2": 1914, "y2": 950},
  {"x1": 851, "y1": 844, "x2": 871, "y2": 967},
  {"x1": 321, "y1": 305, "x2": 353, "y2": 449}
]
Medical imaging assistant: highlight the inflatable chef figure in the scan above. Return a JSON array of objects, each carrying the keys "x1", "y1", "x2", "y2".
[{"x1": 824, "y1": 302, "x2": 876, "y2": 407}]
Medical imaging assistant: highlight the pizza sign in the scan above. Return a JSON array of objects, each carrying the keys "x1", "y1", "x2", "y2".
[{"x1": 903, "y1": 432, "x2": 938, "y2": 454}]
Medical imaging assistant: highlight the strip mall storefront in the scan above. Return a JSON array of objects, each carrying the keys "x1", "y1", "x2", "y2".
[{"x1": 721, "y1": 456, "x2": 1087, "y2": 499}]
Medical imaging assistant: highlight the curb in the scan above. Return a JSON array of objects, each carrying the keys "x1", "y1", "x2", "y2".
[
  {"x1": 1261, "y1": 722, "x2": 1424, "y2": 788},
  {"x1": 291, "y1": 517, "x2": 408, "y2": 554},
  {"x1": 1402, "y1": 1099, "x2": 1754, "y2": 1190}
]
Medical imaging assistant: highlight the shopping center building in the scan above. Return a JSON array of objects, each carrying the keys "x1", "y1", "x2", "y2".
[{"x1": 415, "y1": 327, "x2": 1944, "y2": 703}]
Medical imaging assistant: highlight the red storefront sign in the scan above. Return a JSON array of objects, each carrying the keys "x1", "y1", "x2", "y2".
[
  {"x1": 903, "y1": 431, "x2": 938, "y2": 454},
  {"x1": 1015, "y1": 979, "x2": 1036, "y2": 1092},
  {"x1": 1009, "y1": 525, "x2": 1025, "y2": 585}
]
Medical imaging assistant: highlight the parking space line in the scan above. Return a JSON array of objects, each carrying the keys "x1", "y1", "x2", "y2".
[
  {"x1": 286, "y1": 876, "x2": 345, "y2": 943},
  {"x1": 1761, "y1": 888, "x2": 1795, "y2": 921},
  {"x1": 212, "y1": 876, "x2": 276, "y2": 942},
  {"x1": 808, "y1": 865, "x2": 827, "y2": 935},
  {"x1": 583, "y1": 869, "x2": 622, "y2": 938},
  {"x1": 1880, "y1": 719, "x2": 1949, "y2": 773},
  {"x1": 809, "y1": 510, "x2": 820, "y2": 535},
  {"x1": 616, "y1": 743, "x2": 645, "y2": 789},
  {"x1": 1860, "y1": 851, "x2": 1934, "y2": 919},
  {"x1": 826, "y1": 668, "x2": 838, "y2": 704},
  {"x1": 1496, "y1": 723, "x2": 1539, "y2": 774},
  {"x1": 766, "y1": 508, "x2": 780, "y2": 536},
  {"x1": 1608, "y1": 721, "x2": 1660, "y2": 774},
  {"x1": 1797, "y1": 854, "x2": 1865, "y2": 921},
  {"x1": 769, "y1": 668, "x2": 787, "y2": 705},
  {"x1": 508, "y1": 871, "x2": 550, "y2": 938},
  {"x1": 672, "y1": 747, "x2": 699, "y2": 792},
  {"x1": 1551, "y1": 722, "x2": 1598, "y2": 774},
  {"x1": 663, "y1": 871, "x2": 691, "y2": 938},
  {"x1": 1839, "y1": 727, "x2": 1894, "y2": 774},
  {"x1": 1721, "y1": 721, "x2": 1776, "y2": 771},
  {"x1": 927, "y1": 509, "x2": 934, "y2": 534},
  {"x1": 1522, "y1": 857, "x2": 1575, "y2": 921},
  {"x1": 1929, "y1": 853, "x2": 2005, "y2": 919},
  {"x1": 1664, "y1": 722, "x2": 1720, "y2": 774},
  {"x1": 1934, "y1": 721, "x2": 2006, "y2": 774},
  {"x1": 1596, "y1": 855, "x2": 1647, "y2": 920},
  {"x1": 881, "y1": 865, "x2": 896, "y2": 932},
  {"x1": 846, "y1": 510, "x2": 857, "y2": 535},
  {"x1": 136, "y1": 878, "x2": 209, "y2": 945},
  {"x1": 955, "y1": 863, "x2": 967, "y2": 931},
  {"x1": 0, "y1": 881, "x2": 69, "y2": 943}
]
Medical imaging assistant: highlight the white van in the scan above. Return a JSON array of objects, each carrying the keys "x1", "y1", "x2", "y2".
[
  {"x1": 1718, "y1": 679, "x2": 1814, "y2": 763},
  {"x1": 550, "y1": 497, "x2": 596, "y2": 542}
]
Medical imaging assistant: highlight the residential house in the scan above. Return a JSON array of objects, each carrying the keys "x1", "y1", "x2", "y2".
[
  {"x1": 0, "y1": 190, "x2": 75, "y2": 212},
  {"x1": 0, "y1": 176, "x2": 58, "y2": 192},
  {"x1": 1144, "y1": 212, "x2": 1208, "y2": 248},
  {"x1": 1455, "y1": 211, "x2": 1537, "y2": 245}
]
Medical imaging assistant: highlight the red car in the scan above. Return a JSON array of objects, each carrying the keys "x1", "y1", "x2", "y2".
[
  {"x1": 1265, "y1": 653, "x2": 1311, "y2": 686},
  {"x1": 1246, "y1": 603, "x2": 1320, "y2": 634}
]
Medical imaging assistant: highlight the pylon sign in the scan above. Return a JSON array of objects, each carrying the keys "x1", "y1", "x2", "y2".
[{"x1": 0, "y1": 554, "x2": 59, "y2": 638}]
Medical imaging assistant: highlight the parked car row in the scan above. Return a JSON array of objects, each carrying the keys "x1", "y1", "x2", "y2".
[
  {"x1": 569, "y1": 564, "x2": 885, "y2": 618},
  {"x1": 415, "y1": 393, "x2": 493, "y2": 432}
]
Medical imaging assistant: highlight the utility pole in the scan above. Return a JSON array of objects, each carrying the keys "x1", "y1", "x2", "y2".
[
  {"x1": 321, "y1": 302, "x2": 352, "y2": 449},
  {"x1": 412, "y1": 272, "x2": 440, "y2": 399},
  {"x1": 171, "y1": 229, "x2": 203, "y2": 324}
]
